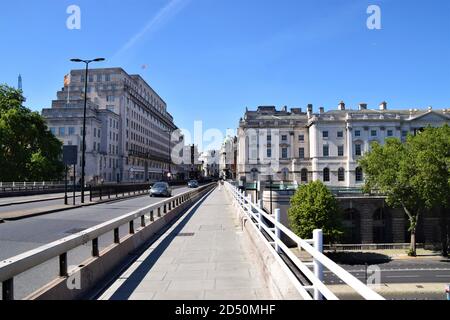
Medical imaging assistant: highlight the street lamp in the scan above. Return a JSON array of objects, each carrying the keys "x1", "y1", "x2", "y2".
[
  {"x1": 70, "y1": 58, "x2": 105, "y2": 203},
  {"x1": 161, "y1": 129, "x2": 173, "y2": 181}
]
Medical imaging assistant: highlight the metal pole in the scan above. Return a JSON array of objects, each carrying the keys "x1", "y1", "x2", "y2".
[
  {"x1": 274, "y1": 208, "x2": 281, "y2": 253},
  {"x1": 64, "y1": 166, "x2": 68, "y2": 205},
  {"x1": 81, "y1": 62, "x2": 89, "y2": 204},
  {"x1": 73, "y1": 164, "x2": 76, "y2": 206},
  {"x1": 313, "y1": 229, "x2": 324, "y2": 300},
  {"x1": 270, "y1": 179, "x2": 273, "y2": 215}
]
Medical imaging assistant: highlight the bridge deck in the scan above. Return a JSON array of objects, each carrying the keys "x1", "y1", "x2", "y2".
[{"x1": 98, "y1": 187, "x2": 273, "y2": 300}]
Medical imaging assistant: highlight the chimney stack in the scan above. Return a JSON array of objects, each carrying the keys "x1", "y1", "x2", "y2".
[
  {"x1": 338, "y1": 101, "x2": 345, "y2": 111},
  {"x1": 379, "y1": 101, "x2": 387, "y2": 111},
  {"x1": 359, "y1": 103, "x2": 368, "y2": 111},
  {"x1": 307, "y1": 104, "x2": 313, "y2": 113},
  {"x1": 319, "y1": 107, "x2": 325, "y2": 114}
]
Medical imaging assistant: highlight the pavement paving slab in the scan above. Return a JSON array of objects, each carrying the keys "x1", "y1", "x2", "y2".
[{"x1": 98, "y1": 187, "x2": 273, "y2": 300}]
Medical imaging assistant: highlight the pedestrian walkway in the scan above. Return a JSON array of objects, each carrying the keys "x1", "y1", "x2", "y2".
[{"x1": 98, "y1": 187, "x2": 273, "y2": 300}]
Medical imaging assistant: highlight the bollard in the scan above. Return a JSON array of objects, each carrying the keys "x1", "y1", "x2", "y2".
[
  {"x1": 274, "y1": 209, "x2": 281, "y2": 254},
  {"x1": 313, "y1": 229, "x2": 324, "y2": 301}
]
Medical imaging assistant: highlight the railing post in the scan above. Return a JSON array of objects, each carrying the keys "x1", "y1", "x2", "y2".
[
  {"x1": 150, "y1": 210, "x2": 154, "y2": 222},
  {"x1": 274, "y1": 208, "x2": 281, "y2": 254},
  {"x1": 114, "y1": 228, "x2": 120, "y2": 243},
  {"x1": 129, "y1": 221, "x2": 135, "y2": 234},
  {"x1": 2, "y1": 278, "x2": 14, "y2": 300},
  {"x1": 313, "y1": 229, "x2": 324, "y2": 301},
  {"x1": 257, "y1": 200, "x2": 264, "y2": 231},
  {"x1": 92, "y1": 238, "x2": 99, "y2": 257},
  {"x1": 59, "y1": 252, "x2": 68, "y2": 277},
  {"x1": 141, "y1": 215, "x2": 146, "y2": 228}
]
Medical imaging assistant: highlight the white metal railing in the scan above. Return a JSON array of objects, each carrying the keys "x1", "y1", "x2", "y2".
[
  {"x1": 225, "y1": 182, "x2": 385, "y2": 301},
  {"x1": 0, "y1": 183, "x2": 216, "y2": 300}
]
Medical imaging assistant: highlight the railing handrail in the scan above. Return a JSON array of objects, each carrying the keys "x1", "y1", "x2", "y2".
[
  {"x1": 0, "y1": 183, "x2": 215, "y2": 284},
  {"x1": 225, "y1": 182, "x2": 384, "y2": 301}
]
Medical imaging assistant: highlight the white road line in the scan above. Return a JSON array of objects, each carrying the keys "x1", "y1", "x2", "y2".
[
  {"x1": 385, "y1": 275, "x2": 420, "y2": 278},
  {"x1": 435, "y1": 275, "x2": 450, "y2": 278}
]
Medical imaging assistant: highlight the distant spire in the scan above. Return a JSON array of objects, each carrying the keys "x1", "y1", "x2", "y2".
[{"x1": 18, "y1": 74, "x2": 22, "y2": 91}]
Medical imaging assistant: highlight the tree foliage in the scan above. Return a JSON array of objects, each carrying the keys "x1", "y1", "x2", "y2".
[
  {"x1": 359, "y1": 125, "x2": 450, "y2": 256},
  {"x1": 288, "y1": 180, "x2": 343, "y2": 243},
  {"x1": 0, "y1": 84, "x2": 64, "y2": 181}
]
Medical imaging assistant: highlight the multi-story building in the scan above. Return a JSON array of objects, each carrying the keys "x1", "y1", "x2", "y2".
[
  {"x1": 238, "y1": 103, "x2": 450, "y2": 187},
  {"x1": 43, "y1": 67, "x2": 178, "y2": 183},
  {"x1": 220, "y1": 136, "x2": 238, "y2": 180},
  {"x1": 199, "y1": 150, "x2": 220, "y2": 178},
  {"x1": 42, "y1": 99, "x2": 120, "y2": 184}
]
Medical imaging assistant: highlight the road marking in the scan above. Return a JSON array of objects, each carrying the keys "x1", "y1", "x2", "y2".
[
  {"x1": 435, "y1": 275, "x2": 450, "y2": 278},
  {"x1": 385, "y1": 275, "x2": 419, "y2": 278}
]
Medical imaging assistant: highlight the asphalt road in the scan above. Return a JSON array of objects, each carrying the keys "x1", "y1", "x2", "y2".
[
  {"x1": 0, "y1": 192, "x2": 85, "y2": 207},
  {"x1": 0, "y1": 185, "x2": 195, "y2": 300},
  {"x1": 324, "y1": 259, "x2": 450, "y2": 284}
]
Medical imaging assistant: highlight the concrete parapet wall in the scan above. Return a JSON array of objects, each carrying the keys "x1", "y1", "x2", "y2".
[{"x1": 24, "y1": 186, "x2": 214, "y2": 300}]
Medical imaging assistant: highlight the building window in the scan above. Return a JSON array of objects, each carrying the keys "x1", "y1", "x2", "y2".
[
  {"x1": 402, "y1": 130, "x2": 408, "y2": 137},
  {"x1": 58, "y1": 127, "x2": 65, "y2": 136},
  {"x1": 301, "y1": 168, "x2": 308, "y2": 182},
  {"x1": 323, "y1": 145, "x2": 329, "y2": 157},
  {"x1": 281, "y1": 148, "x2": 288, "y2": 159},
  {"x1": 337, "y1": 131, "x2": 344, "y2": 138},
  {"x1": 97, "y1": 74, "x2": 102, "y2": 82},
  {"x1": 50, "y1": 127, "x2": 56, "y2": 135},
  {"x1": 387, "y1": 130, "x2": 393, "y2": 137},
  {"x1": 298, "y1": 134, "x2": 304, "y2": 142},
  {"x1": 355, "y1": 167, "x2": 363, "y2": 182},
  {"x1": 338, "y1": 168, "x2": 345, "y2": 182},
  {"x1": 323, "y1": 168, "x2": 330, "y2": 182},
  {"x1": 267, "y1": 135, "x2": 272, "y2": 142},
  {"x1": 94, "y1": 128, "x2": 97, "y2": 137},
  {"x1": 105, "y1": 74, "x2": 111, "y2": 82},
  {"x1": 267, "y1": 148, "x2": 272, "y2": 158},
  {"x1": 107, "y1": 95, "x2": 115, "y2": 102},
  {"x1": 68, "y1": 127, "x2": 75, "y2": 135},
  {"x1": 323, "y1": 131, "x2": 329, "y2": 138},
  {"x1": 355, "y1": 130, "x2": 361, "y2": 137},
  {"x1": 355, "y1": 143, "x2": 362, "y2": 156},
  {"x1": 338, "y1": 145, "x2": 344, "y2": 157},
  {"x1": 299, "y1": 148, "x2": 305, "y2": 159},
  {"x1": 371, "y1": 130, "x2": 377, "y2": 137},
  {"x1": 281, "y1": 135, "x2": 287, "y2": 142}
]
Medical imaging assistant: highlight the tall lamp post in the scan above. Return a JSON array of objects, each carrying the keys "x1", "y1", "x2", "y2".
[
  {"x1": 70, "y1": 58, "x2": 105, "y2": 203},
  {"x1": 162, "y1": 129, "x2": 173, "y2": 181}
]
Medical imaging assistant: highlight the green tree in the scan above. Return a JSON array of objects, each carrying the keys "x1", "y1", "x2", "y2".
[
  {"x1": 288, "y1": 180, "x2": 343, "y2": 243},
  {"x1": 408, "y1": 125, "x2": 450, "y2": 256},
  {"x1": 359, "y1": 126, "x2": 450, "y2": 257},
  {"x1": 0, "y1": 84, "x2": 64, "y2": 181},
  {"x1": 359, "y1": 138, "x2": 423, "y2": 256}
]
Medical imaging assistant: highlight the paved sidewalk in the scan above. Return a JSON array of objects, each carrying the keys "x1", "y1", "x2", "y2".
[{"x1": 98, "y1": 187, "x2": 273, "y2": 300}]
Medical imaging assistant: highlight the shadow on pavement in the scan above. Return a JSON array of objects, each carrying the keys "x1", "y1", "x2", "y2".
[{"x1": 325, "y1": 251, "x2": 392, "y2": 266}]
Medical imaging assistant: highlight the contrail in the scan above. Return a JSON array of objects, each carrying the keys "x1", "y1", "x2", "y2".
[{"x1": 112, "y1": 0, "x2": 190, "y2": 59}]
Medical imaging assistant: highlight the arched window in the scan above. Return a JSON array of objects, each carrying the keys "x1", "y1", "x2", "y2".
[
  {"x1": 355, "y1": 167, "x2": 363, "y2": 182},
  {"x1": 338, "y1": 168, "x2": 345, "y2": 182},
  {"x1": 323, "y1": 168, "x2": 330, "y2": 182},
  {"x1": 301, "y1": 168, "x2": 308, "y2": 183}
]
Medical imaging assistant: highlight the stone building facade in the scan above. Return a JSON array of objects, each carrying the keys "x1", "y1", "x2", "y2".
[
  {"x1": 43, "y1": 67, "x2": 178, "y2": 183},
  {"x1": 237, "y1": 103, "x2": 450, "y2": 187}
]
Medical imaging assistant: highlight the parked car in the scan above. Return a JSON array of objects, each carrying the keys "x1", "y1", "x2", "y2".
[
  {"x1": 149, "y1": 182, "x2": 172, "y2": 197},
  {"x1": 187, "y1": 180, "x2": 199, "y2": 188}
]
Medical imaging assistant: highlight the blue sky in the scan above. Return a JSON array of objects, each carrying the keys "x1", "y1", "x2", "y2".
[{"x1": 1, "y1": 0, "x2": 450, "y2": 145}]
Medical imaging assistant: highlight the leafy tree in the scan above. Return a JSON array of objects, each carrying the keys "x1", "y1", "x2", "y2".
[
  {"x1": 0, "y1": 84, "x2": 64, "y2": 181},
  {"x1": 288, "y1": 180, "x2": 343, "y2": 243},
  {"x1": 359, "y1": 126, "x2": 450, "y2": 257},
  {"x1": 359, "y1": 139, "x2": 423, "y2": 256},
  {"x1": 408, "y1": 125, "x2": 450, "y2": 256}
]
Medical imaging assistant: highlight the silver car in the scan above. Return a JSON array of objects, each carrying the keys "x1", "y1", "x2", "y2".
[{"x1": 150, "y1": 182, "x2": 173, "y2": 197}]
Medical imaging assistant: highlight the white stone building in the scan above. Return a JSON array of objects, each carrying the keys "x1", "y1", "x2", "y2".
[
  {"x1": 199, "y1": 150, "x2": 220, "y2": 178},
  {"x1": 43, "y1": 67, "x2": 178, "y2": 183},
  {"x1": 237, "y1": 103, "x2": 450, "y2": 187}
]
